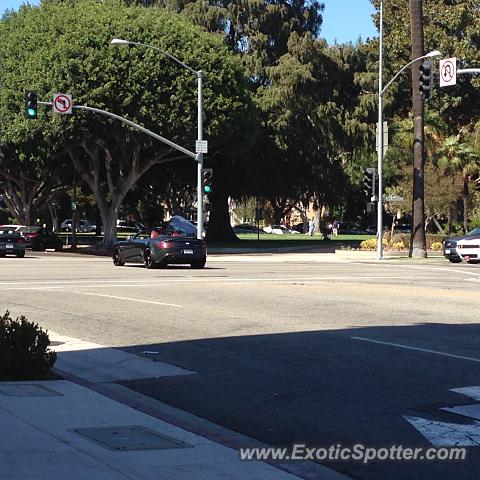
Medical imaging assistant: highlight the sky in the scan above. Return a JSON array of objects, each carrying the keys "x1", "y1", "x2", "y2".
[
  {"x1": 0, "y1": 0, "x2": 378, "y2": 45},
  {"x1": 322, "y1": 0, "x2": 378, "y2": 44}
]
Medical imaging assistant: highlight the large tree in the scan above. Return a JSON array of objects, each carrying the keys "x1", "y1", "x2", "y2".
[
  {"x1": 409, "y1": 0, "x2": 427, "y2": 257},
  {"x1": 0, "y1": 0, "x2": 250, "y2": 244}
]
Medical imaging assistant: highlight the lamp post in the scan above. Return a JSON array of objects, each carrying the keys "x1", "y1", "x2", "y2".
[
  {"x1": 376, "y1": 4, "x2": 440, "y2": 260},
  {"x1": 111, "y1": 38, "x2": 205, "y2": 240}
]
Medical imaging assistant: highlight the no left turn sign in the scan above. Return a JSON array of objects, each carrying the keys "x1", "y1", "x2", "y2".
[
  {"x1": 53, "y1": 93, "x2": 73, "y2": 114},
  {"x1": 439, "y1": 58, "x2": 457, "y2": 87}
]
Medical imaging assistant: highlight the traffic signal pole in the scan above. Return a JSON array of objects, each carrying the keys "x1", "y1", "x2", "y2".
[
  {"x1": 377, "y1": 1, "x2": 384, "y2": 260},
  {"x1": 197, "y1": 71, "x2": 204, "y2": 240}
]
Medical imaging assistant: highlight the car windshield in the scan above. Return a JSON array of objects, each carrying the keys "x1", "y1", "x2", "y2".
[
  {"x1": 466, "y1": 227, "x2": 480, "y2": 236},
  {"x1": 167, "y1": 216, "x2": 197, "y2": 237}
]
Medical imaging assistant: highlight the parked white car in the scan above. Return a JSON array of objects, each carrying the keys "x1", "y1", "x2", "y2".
[
  {"x1": 456, "y1": 237, "x2": 480, "y2": 264},
  {"x1": 263, "y1": 225, "x2": 300, "y2": 235},
  {"x1": 0, "y1": 224, "x2": 26, "y2": 233}
]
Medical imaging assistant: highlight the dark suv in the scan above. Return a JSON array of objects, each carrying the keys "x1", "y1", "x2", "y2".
[{"x1": 443, "y1": 227, "x2": 480, "y2": 263}]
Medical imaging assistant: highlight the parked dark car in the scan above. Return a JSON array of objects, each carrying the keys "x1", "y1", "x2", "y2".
[
  {"x1": 23, "y1": 227, "x2": 63, "y2": 251},
  {"x1": 444, "y1": 227, "x2": 480, "y2": 263},
  {"x1": 233, "y1": 223, "x2": 263, "y2": 234},
  {"x1": 61, "y1": 219, "x2": 96, "y2": 233},
  {"x1": 337, "y1": 222, "x2": 362, "y2": 235},
  {"x1": 0, "y1": 228, "x2": 26, "y2": 257},
  {"x1": 112, "y1": 216, "x2": 207, "y2": 269}
]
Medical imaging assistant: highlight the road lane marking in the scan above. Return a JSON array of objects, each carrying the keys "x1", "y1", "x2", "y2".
[
  {"x1": 393, "y1": 264, "x2": 480, "y2": 277},
  {"x1": 0, "y1": 275, "x2": 452, "y2": 289},
  {"x1": 67, "y1": 291, "x2": 183, "y2": 308},
  {"x1": 351, "y1": 336, "x2": 480, "y2": 363}
]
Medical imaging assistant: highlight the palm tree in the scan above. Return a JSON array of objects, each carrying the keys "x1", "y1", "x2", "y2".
[
  {"x1": 409, "y1": 0, "x2": 426, "y2": 257},
  {"x1": 437, "y1": 135, "x2": 480, "y2": 233}
]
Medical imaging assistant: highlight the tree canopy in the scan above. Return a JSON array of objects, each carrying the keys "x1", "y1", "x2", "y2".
[{"x1": 0, "y1": 0, "x2": 250, "y2": 243}]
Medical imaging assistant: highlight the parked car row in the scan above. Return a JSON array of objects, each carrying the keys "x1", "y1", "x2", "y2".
[
  {"x1": 233, "y1": 223, "x2": 300, "y2": 235},
  {"x1": 60, "y1": 219, "x2": 145, "y2": 233},
  {"x1": 0, "y1": 225, "x2": 63, "y2": 253},
  {"x1": 61, "y1": 219, "x2": 96, "y2": 233}
]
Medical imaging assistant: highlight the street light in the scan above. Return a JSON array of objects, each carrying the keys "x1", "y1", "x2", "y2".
[
  {"x1": 111, "y1": 38, "x2": 205, "y2": 240},
  {"x1": 376, "y1": 2, "x2": 440, "y2": 260}
]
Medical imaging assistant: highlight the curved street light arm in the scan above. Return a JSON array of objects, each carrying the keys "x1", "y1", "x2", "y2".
[
  {"x1": 112, "y1": 39, "x2": 199, "y2": 76},
  {"x1": 381, "y1": 52, "x2": 440, "y2": 96}
]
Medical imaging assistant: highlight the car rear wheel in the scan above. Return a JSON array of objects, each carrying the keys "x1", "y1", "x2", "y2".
[
  {"x1": 55, "y1": 241, "x2": 63, "y2": 252},
  {"x1": 112, "y1": 247, "x2": 125, "y2": 266},
  {"x1": 190, "y1": 257, "x2": 206, "y2": 269},
  {"x1": 448, "y1": 257, "x2": 462, "y2": 263},
  {"x1": 144, "y1": 249, "x2": 156, "y2": 269}
]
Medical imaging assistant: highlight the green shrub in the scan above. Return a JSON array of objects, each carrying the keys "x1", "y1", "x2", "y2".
[
  {"x1": 469, "y1": 218, "x2": 480, "y2": 230},
  {"x1": 0, "y1": 311, "x2": 57, "y2": 380},
  {"x1": 362, "y1": 233, "x2": 446, "y2": 251}
]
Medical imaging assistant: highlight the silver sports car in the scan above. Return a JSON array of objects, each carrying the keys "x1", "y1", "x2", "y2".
[{"x1": 112, "y1": 216, "x2": 207, "y2": 269}]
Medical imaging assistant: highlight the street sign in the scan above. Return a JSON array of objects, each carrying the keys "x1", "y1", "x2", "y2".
[
  {"x1": 53, "y1": 93, "x2": 73, "y2": 114},
  {"x1": 384, "y1": 195, "x2": 404, "y2": 202},
  {"x1": 439, "y1": 58, "x2": 457, "y2": 87},
  {"x1": 195, "y1": 140, "x2": 208, "y2": 154},
  {"x1": 376, "y1": 121, "x2": 388, "y2": 154}
]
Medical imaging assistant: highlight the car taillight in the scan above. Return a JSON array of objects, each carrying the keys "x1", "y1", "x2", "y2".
[{"x1": 157, "y1": 241, "x2": 173, "y2": 249}]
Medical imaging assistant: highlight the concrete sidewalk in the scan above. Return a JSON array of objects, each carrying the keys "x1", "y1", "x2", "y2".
[
  {"x1": 0, "y1": 332, "x2": 351, "y2": 480},
  {"x1": 0, "y1": 380, "x2": 304, "y2": 480}
]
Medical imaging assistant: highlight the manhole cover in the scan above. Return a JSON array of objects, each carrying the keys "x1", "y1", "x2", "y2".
[
  {"x1": 73, "y1": 425, "x2": 193, "y2": 451},
  {"x1": 0, "y1": 384, "x2": 62, "y2": 397}
]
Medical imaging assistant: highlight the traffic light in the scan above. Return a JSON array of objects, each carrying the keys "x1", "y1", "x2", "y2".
[
  {"x1": 202, "y1": 168, "x2": 213, "y2": 195},
  {"x1": 24, "y1": 90, "x2": 38, "y2": 119},
  {"x1": 419, "y1": 60, "x2": 433, "y2": 98},
  {"x1": 363, "y1": 168, "x2": 376, "y2": 198}
]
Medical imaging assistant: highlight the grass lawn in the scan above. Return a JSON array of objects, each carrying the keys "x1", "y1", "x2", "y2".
[
  {"x1": 207, "y1": 233, "x2": 375, "y2": 249},
  {"x1": 58, "y1": 231, "x2": 376, "y2": 250}
]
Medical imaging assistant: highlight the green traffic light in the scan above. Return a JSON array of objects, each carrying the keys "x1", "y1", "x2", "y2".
[
  {"x1": 204, "y1": 185, "x2": 212, "y2": 194},
  {"x1": 27, "y1": 108, "x2": 36, "y2": 117}
]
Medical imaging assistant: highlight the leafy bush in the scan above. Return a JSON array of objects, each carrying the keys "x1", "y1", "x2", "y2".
[
  {"x1": 359, "y1": 238, "x2": 377, "y2": 250},
  {"x1": 0, "y1": 311, "x2": 57, "y2": 380},
  {"x1": 360, "y1": 234, "x2": 445, "y2": 251},
  {"x1": 469, "y1": 217, "x2": 480, "y2": 229}
]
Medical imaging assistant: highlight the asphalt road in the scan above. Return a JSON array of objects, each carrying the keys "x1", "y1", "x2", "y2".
[{"x1": 1, "y1": 250, "x2": 480, "y2": 479}]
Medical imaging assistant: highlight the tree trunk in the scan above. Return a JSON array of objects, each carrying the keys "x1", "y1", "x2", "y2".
[
  {"x1": 314, "y1": 209, "x2": 322, "y2": 235},
  {"x1": 296, "y1": 207, "x2": 309, "y2": 233},
  {"x1": 409, "y1": 0, "x2": 427, "y2": 258},
  {"x1": 447, "y1": 201, "x2": 454, "y2": 234},
  {"x1": 273, "y1": 205, "x2": 283, "y2": 225},
  {"x1": 205, "y1": 182, "x2": 237, "y2": 242},
  {"x1": 462, "y1": 178, "x2": 469, "y2": 233},
  {"x1": 432, "y1": 215, "x2": 445, "y2": 235}
]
